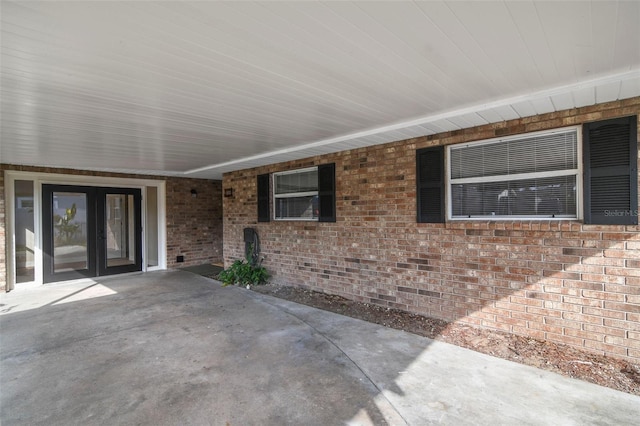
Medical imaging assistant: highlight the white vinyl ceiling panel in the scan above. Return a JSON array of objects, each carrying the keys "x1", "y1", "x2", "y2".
[
  {"x1": 1, "y1": 1, "x2": 639, "y2": 180},
  {"x1": 621, "y1": 78, "x2": 640, "y2": 99}
]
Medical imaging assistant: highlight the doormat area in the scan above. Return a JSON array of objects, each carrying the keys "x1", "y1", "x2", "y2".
[{"x1": 179, "y1": 264, "x2": 223, "y2": 278}]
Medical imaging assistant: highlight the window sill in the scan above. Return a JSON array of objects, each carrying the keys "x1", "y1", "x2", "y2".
[{"x1": 448, "y1": 216, "x2": 579, "y2": 221}]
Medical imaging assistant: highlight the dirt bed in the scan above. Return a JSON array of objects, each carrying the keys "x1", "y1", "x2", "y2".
[{"x1": 248, "y1": 283, "x2": 640, "y2": 396}]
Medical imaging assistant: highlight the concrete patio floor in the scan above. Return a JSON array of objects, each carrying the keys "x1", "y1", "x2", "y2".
[{"x1": 1, "y1": 270, "x2": 639, "y2": 425}]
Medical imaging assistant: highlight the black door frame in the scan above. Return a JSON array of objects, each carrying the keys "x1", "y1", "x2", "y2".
[
  {"x1": 42, "y1": 185, "x2": 142, "y2": 283},
  {"x1": 97, "y1": 187, "x2": 143, "y2": 277}
]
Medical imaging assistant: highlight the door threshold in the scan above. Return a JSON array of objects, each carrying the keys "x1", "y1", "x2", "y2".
[{"x1": 10, "y1": 271, "x2": 148, "y2": 292}]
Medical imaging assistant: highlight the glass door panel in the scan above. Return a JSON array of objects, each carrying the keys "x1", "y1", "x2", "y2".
[
  {"x1": 53, "y1": 192, "x2": 89, "y2": 272},
  {"x1": 105, "y1": 194, "x2": 136, "y2": 267},
  {"x1": 43, "y1": 185, "x2": 96, "y2": 283},
  {"x1": 97, "y1": 188, "x2": 142, "y2": 276},
  {"x1": 145, "y1": 186, "x2": 159, "y2": 267},
  {"x1": 43, "y1": 185, "x2": 141, "y2": 283},
  {"x1": 14, "y1": 180, "x2": 35, "y2": 283}
]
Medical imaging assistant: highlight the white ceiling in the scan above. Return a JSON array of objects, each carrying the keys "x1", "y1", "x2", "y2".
[{"x1": 1, "y1": 1, "x2": 639, "y2": 180}]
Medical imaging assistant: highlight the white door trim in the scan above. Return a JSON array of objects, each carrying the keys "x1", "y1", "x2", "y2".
[{"x1": 4, "y1": 170, "x2": 167, "y2": 289}]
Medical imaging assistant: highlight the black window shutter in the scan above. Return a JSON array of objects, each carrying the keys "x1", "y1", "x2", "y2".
[
  {"x1": 417, "y1": 146, "x2": 445, "y2": 223},
  {"x1": 257, "y1": 173, "x2": 270, "y2": 222},
  {"x1": 583, "y1": 116, "x2": 638, "y2": 225},
  {"x1": 318, "y1": 163, "x2": 336, "y2": 222}
]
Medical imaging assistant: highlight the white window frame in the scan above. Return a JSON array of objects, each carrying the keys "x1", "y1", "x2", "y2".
[
  {"x1": 446, "y1": 126, "x2": 583, "y2": 221},
  {"x1": 272, "y1": 166, "x2": 319, "y2": 221}
]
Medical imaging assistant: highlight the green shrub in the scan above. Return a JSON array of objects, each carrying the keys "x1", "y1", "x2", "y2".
[{"x1": 218, "y1": 259, "x2": 268, "y2": 287}]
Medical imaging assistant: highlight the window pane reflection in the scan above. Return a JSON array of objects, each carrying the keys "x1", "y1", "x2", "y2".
[
  {"x1": 15, "y1": 180, "x2": 35, "y2": 283},
  {"x1": 106, "y1": 194, "x2": 135, "y2": 267},
  {"x1": 53, "y1": 192, "x2": 88, "y2": 273},
  {"x1": 452, "y1": 176, "x2": 577, "y2": 218}
]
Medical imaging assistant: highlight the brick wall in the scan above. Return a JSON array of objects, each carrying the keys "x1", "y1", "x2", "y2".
[
  {"x1": 0, "y1": 164, "x2": 223, "y2": 289},
  {"x1": 223, "y1": 98, "x2": 640, "y2": 362},
  {"x1": 165, "y1": 176, "x2": 223, "y2": 267}
]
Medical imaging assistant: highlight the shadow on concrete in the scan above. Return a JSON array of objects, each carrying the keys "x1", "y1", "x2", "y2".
[
  {"x1": 1, "y1": 271, "x2": 639, "y2": 425},
  {"x1": 0, "y1": 271, "x2": 403, "y2": 424},
  {"x1": 179, "y1": 263, "x2": 223, "y2": 277}
]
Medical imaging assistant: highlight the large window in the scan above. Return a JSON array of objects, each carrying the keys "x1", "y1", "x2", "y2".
[
  {"x1": 447, "y1": 128, "x2": 579, "y2": 219},
  {"x1": 273, "y1": 167, "x2": 319, "y2": 220},
  {"x1": 417, "y1": 117, "x2": 636, "y2": 224}
]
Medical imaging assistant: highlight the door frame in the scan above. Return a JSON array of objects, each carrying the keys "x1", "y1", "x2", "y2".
[
  {"x1": 96, "y1": 187, "x2": 143, "y2": 277},
  {"x1": 4, "y1": 170, "x2": 167, "y2": 288},
  {"x1": 42, "y1": 185, "x2": 98, "y2": 283},
  {"x1": 42, "y1": 185, "x2": 144, "y2": 283}
]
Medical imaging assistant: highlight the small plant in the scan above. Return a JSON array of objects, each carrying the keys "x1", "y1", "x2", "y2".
[
  {"x1": 218, "y1": 260, "x2": 268, "y2": 287},
  {"x1": 218, "y1": 245, "x2": 268, "y2": 287}
]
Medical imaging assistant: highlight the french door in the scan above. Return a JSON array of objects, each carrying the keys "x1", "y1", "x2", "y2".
[{"x1": 42, "y1": 185, "x2": 142, "y2": 283}]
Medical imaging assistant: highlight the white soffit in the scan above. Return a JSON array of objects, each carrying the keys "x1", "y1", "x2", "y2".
[
  {"x1": 1, "y1": 1, "x2": 639, "y2": 180},
  {"x1": 187, "y1": 71, "x2": 640, "y2": 178}
]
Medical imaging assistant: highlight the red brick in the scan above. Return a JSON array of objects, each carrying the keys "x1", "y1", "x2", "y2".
[
  {"x1": 582, "y1": 307, "x2": 627, "y2": 320},
  {"x1": 562, "y1": 280, "x2": 604, "y2": 291},
  {"x1": 606, "y1": 267, "x2": 640, "y2": 277},
  {"x1": 526, "y1": 306, "x2": 563, "y2": 318},
  {"x1": 629, "y1": 349, "x2": 640, "y2": 359},
  {"x1": 481, "y1": 319, "x2": 512, "y2": 332},
  {"x1": 562, "y1": 296, "x2": 603, "y2": 307},
  {"x1": 510, "y1": 311, "x2": 544, "y2": 322},
  {"x1": 495, "y1": 316, "x2": 527, "y2": 327},
  {"x1": 545, "y1": 317, "x2": 582, "y2": 330},
  {"x1": 604, "y1": 318, "x2": 640, "y2": 332},
  {"x1": 581, "y1": 290, "x2": 626, "y2": 301},
  {"x1": 603, "y1": 302, "x2": 640, "y2": 313},
  {"x1": 509, "y1": 296, "x2": 544, "y2": 307},
  {"x1": 528, "y1": 322, "x2": 563, "y2": 334},
  {"x1": 582, "y1": 274, "x2": 625, "y2": 284},
  {"x1": 604, "y1": 335, "x2": 625, "y2": 345},
  {"x1": 602, "y1": 232, "x2": 638, "y2": 241},
  {"x1": 562, "y1": 312, "x2": 603, "y2": 324},
  {"x1": 543, "y1": 301, "x2": 582, "y2": 313},
  {"x1": 564, "y1": 328, "x2": 601, "y2": 341},
  {"x1": 582, "y1": 257, "x2": 626, "y2": 266},
  {"x1": 583, "y1": 324, "x2": 626, "y2": 337},
  {"x1": 545, "y1": 333, "x2": 584, "y2": 347},
  {"x1": 605, "y1": 249, "x2": 640, "y2": 259},
  {"x1": 627, "y1": 339, "x2": 640, "y2": 350},
  {"x1": 563, "y1": 265, "x2": 605, "y2": 274}
]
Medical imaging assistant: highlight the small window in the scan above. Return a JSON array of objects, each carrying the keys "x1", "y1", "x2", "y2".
[
  {"x1": 447, "y1": 127, "x2": 580, "y2": 219},
  {"x1": 17, "y1": 197, "x2": 34, "y2": 209},
  {"x1": 273, "y1": 167, "x2": 319, "y2": 220}
]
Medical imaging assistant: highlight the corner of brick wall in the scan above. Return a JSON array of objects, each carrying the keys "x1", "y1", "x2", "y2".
[
  {"x1": 165, "y1": 177, "x2": 223, "y2": 268},
  {"x1": 223, "y1": 98, "x2": 640, "y2": 362}
]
